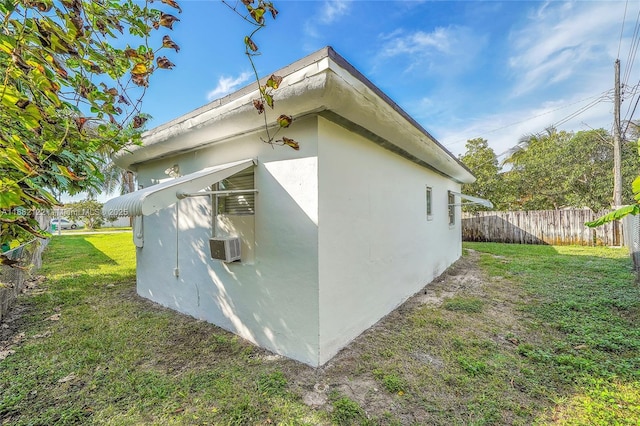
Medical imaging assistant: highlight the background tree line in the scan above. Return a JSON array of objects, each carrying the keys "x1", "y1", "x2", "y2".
[{"x1": 459, "y1": 126, "x2": 639, "y2": 212}]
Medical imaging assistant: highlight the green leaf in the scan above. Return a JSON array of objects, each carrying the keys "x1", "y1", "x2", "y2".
[
  {"x1": 249, "y1": 6, "x2": 265, "y2": 24},
  {"x1": 0, "y1": 84, "x2": 22, "y2": 108},
  {"x1": 0, "y1": 179, "x2": 25, "y2": 208},
  {"x1": 43, "y1": 139, "x2": 61, "y2": 153},
  {"x1": 19, "y1": 102, "x2": 42, "y2": 131},
  {"x1": 586, "y1": 204, "x2": 640, "y2": 228},
  {"x1": 0, "y1": 34, "x2": 15, "y2": 54},
  {"x1": 23, "y1": 181, "x2": 57, "y2": 205},
  {"x1": 277, "y1": 114, "x2": 292, "y2": 128},
  {"x1": 4, "y1": 148, "x2": 32, "y2": 174},
  {"x1": 263, "y1": 92, "x2": 273, "y2": 108},
  {"x1": 0, "y1": 0, "x2": 171, "y2": 241},
  {"x1": 57, "y1": 165, "x2": 80, "y2": 180},
  {"x1": 62, "y1": 13, "x2": 80, "y2": 40},
  {"x1": 632, "y1": 176, "x2": 640, "y2": 196},
  {"x1": 244, "y1": 36, "x2": 258, "y2": 52},
  {"x1": 266, "y1": 74, "x2": 282, "y2": 89},
  {"x1": 43, "y1": 89, "x2": 62, "y2": 106}
]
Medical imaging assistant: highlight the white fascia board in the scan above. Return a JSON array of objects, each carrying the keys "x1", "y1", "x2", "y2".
[
  {"x1": 321, "y1": 61, "x2": 475, "y2": 184},
  {"x1": 114, "y1": 66, "x2": 330, "y2": 171},
  {"x1": 114, "y1": 48, "x2": 474, "y2": 183}
]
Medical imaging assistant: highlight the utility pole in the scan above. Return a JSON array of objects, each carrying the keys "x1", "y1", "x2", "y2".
[
  {"x1": 613, "y1": 58, "x2": 622, "y2": 245},
  {"x1": 613, "y1": 58, "x2": 622, "y2": 208}
]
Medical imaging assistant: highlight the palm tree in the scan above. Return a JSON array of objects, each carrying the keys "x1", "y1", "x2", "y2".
[
  {"x1": 102, "y1": 159, "x2": 135, "y2": 196},
  {"x1": 95, "y1": 154, "x2": 136, "y2": 226}
]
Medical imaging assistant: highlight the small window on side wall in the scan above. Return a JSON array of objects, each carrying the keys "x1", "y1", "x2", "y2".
[
  {"x1": 426, "y1": 186, "x2": 433, "y2": 220},
  {"x1": 448, "y1": 191, "x2": 455, "y2": 226}
]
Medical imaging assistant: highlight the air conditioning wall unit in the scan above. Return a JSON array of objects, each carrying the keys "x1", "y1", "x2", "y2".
[{"x1": 209, "y1": 237, "x2": 241, "y2": 263}]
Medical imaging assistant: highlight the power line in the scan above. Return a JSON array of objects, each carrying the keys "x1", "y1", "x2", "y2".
[
  {"x1": 621, "y1": 5, "x2": 640, "y2": 89},
  {"x1": 620, "y1": 2, "x2": 640, "y2": 136},
  {"x1": 622, "y1": 89, "x2": 640, "y2": 137},
  {"x1": 552, "y1": 96, "x2": 606, "y2": 128},
  {"x1": 456, "y1": 95, "x2": 617, "y2": 172},
  {"x1": 581, "y1": 121, "x2": 613, "y2": 145},
  {"x1": 443, "y1": 89, "x2": 613, "y2": 148},
  {"x1": 621, "y1": 80, "x2": 640, "y2": 126},
  {"x1": 618, "y1": 0, "x2": 629, "y2": 59}
]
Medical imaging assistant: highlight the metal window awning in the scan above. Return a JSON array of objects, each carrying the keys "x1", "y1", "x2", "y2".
[
  {"x1": 102, "y1": 159, "x2": 256, "y2": 217},
  {"x1": 449, "y1": 191, "x2": 493, "y2": 209}
]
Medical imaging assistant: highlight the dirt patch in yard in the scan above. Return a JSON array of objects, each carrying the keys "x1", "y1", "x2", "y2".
[
  {"x1": 276, "y1": 248, "x2": 537, "y2": 424},
  {"x1": 410, "y1": 249, "x2": 485, "y2": 306}
]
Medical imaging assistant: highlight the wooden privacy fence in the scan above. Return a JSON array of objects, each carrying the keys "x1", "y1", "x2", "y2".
[{"x1": 462, "y1": 210, "x2": 622, "y2": 246}]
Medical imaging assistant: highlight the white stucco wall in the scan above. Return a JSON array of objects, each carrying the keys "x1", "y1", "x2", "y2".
[
  {"x1": 130, "y1": 114, "x2": 464, "y2": 367},
  {"x1": 134, "y1": 117, "x2": 322, "y2": 366},
  {"x1": 317, "y1": 117, "x2": 462, "y2": 364}
]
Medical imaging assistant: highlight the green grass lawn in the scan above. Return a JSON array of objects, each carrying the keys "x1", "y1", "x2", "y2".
[
  {"x1": 51, "y1": 227, "x2": 132, "y2": 234},
  {"x1": 469, "y1": 243, "x2": 640, "y2": 425},
  {"x1": 1, "y1": 235, "x2": 639, "y2": 425}
]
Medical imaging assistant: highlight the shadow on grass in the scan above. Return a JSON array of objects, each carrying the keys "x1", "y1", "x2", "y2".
[
  {"x1": 41, "y1": 234, "x2": 136, "y2": 280},
  {"x1": 32, "y1": 233, "x2": 136, "y2": 308},
  {"x1": 43, "y1": 236, "x2": 118, "y2": 272}
]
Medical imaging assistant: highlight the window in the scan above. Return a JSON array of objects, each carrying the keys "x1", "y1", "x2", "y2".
[
  {"x1": 426, "y1": 186, "x2": 433, "y2": 220},
  {"x1": 215, "y1": 170, "x2": 255, "y2": 215},
  {"x1": 448, "y1": 191, "x2": 455, "y2": 226},
  {"x1": 211, "y1": 168, "x2": 256, "y2": 264}
]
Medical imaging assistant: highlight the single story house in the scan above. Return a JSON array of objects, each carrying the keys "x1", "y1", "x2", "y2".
[{"x1": 103, "y1": 47, "x2": 490, "y2": 367}]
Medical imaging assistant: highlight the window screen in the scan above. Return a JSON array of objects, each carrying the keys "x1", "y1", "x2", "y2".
[
  {"x1": 426, "y1": 186, "x2": 433, "y2": 220},
  {"x1": 448, "y1": 191, "x2": 455, "y2": 226},
  {"x1": 216, "y1": 171, "x2": 254, "y2": 215}
]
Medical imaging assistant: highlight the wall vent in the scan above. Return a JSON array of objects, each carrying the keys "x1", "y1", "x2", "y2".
[{"x1": 209, "y1": 237, "x2": 241, "y2": 262}]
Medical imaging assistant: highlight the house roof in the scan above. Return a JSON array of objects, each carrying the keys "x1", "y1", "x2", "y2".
[{"x1": 114, "y1": 46, "x2": 475, "y2": 184}]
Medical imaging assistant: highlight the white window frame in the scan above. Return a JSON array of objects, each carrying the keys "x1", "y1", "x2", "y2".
[
  {"x1": 426, "y1": 186, "x2": 433, "y2": 221},
  {"x1": 448, "y1": 191, "x2": 456, "y2": 227}
]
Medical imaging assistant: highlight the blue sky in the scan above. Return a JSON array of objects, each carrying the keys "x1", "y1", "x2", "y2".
[
  {"x1": 64, "y1": 0, "x2": 640, "y2": 201},
  {"x1": 144, "y1": 0, "x2": 640, "y2": 154}
]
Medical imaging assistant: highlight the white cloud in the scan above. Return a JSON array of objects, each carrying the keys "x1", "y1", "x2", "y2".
[
  {"x1": 303, "y1": 21, "x2": 319, "y2": 39},
  {"x1": 304, "y1": 0, "x2": 351, "y2": 39},
  {"x1": 206, "y1": 71, "x2": 252, "y2": 101},
  {"x1": 508, "y1": 1, "x2": 623, "y2": 97},
  {"x1": 381, "y1": 27, "x2": 452, "y2": 57},
  {"x1": 319, "y1": 0, "x2": 350, "y2": 24},
  {"x1": 376, "y1": 25, "x2": 486, "y2": 74}
]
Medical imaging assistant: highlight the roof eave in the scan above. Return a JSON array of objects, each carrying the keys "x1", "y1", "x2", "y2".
[{"x1": 115, "y1": 47, "x2": 474, "y2": 184}]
